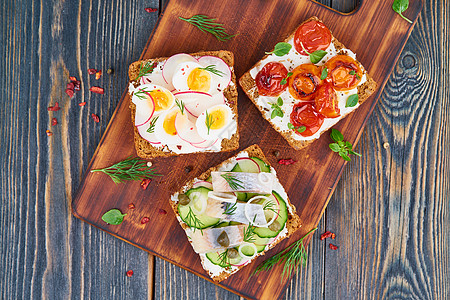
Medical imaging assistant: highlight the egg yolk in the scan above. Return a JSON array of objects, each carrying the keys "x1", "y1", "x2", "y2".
[
  {"x1": 207, "y1": 109, "x2": 227, "y2": 130},
  {"x1": 187, "y1": 68, "x2": 211, "y2": 92},
  {"x1": 163, "y1": 111, "x2": 178, "y2": 136},
  {"x1": 151, "y1": 90, "x2": 172, "y2": 111}
]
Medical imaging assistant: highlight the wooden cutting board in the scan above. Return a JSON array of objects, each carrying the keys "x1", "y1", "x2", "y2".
[{"x1": 72, "y1": 0, "x2": 422, "y2": 299}]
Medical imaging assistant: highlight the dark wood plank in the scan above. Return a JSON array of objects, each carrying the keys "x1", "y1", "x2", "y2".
[
  {"x1": 323, "y1": 1, "x2": 450, "y2": 299},
  {"x1": 0, "y1": 0, "x2": 160, "y2": 299},
  {"x1": 71, "y1": 0, "x2": 422, "y2": 299}
]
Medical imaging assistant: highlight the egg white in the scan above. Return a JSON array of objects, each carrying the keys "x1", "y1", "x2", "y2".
[{"x1": 196, "y1": 104, "x2": 233, "y2": 140}]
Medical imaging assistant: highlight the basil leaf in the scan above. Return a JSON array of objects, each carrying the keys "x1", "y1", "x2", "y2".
[
  {"x1": 277, "y1": 108, "x2": 284, "y2": 118},
  {"x1": 341, "y1": 154, "x2": 351, "y2": 161},
  {"x1": 310, "y1": 50, "x2": 327, "y2": 64},
  {"x1": 329, "y1": 143, "x2": 340, "y2": 152},
  {"x1": 349, "y1": 150, "x2": 362, "y2": 157},
  {"x1": 280, "y1": 78, "x2": 287, "y2": 85},
  {"x1": 296, "y1": 126, "x2": 306, "y2": 133},
  {"x1": 287, "y1": 123, "x2": 294, "y2": 129},
  {"x1": 345, "y1": 141, "x2": 353, "y2": 149},
  {"x1": 271, "y1": 110, "x2": 277, "y2": 119},
  {"x1": 266, "y1": 42, "x2": 292, "y2": 56},
  {"x1": 330, "y1": 128, "x2": 344, "y2": 142},
  {"x1": 349, "y1": 70, "x2": 356, "y2": 75},
  {"x1": 346, "y1": 94, "x2": 359, "y2": 107},
  {"x1": 102, "y1": 209, "x2": 127, "y2": 225},
  {"x1": 392, "y1": 0, "x2": 413, "y2": 23},
  {"x1": 321, "y1": 67, "x2": 328, "y2": 80},
  {"x1": 277, "y1": 97, "x2": 283, "y2": 106}
]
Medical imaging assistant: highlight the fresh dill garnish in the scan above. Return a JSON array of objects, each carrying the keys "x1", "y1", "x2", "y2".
[
  {"x1": 136, "y1": 61, "x2": 157, "y2": 81},
  {"x1": 90, "y1": 156, "x2": 161, "y2": 184},
  {"x1": 223, "y1": 202, "x2": 237, "y2": 215},
  {"x1": 134, "y1": 88, "x2": 152, "y2": 101},
  {"x1": 175, "y1": 98, "x2": 185, "y2": 115},
  {"x1": 186, "y1": 207, "x2": 204, "y2": 235},
  {"x1": 205, "y1": 110, "x2": 215, "y2": 135},
  {"x1": 146, "y1": 116, "x2": 159, "y2": 134},
  {"x1": 263, "y1": 200, "x2": 280, "y2": 218},
  {"x1": 179, "y1": 14, "x2": 236, "y2": 42},
  {"x1": 220, "y1": 173, "x2": 244, "y2": 190},
  {"x1": 218, "y1": 249, "x2": 232, "y2": 269},
  {"x1": 243, "y1": 216, "x2": 257, "y2": 243},
  {"x1": 251, "y1": 227, "x2": 317, "y2": 281},
  {"x1": 198, "y1": 65, "x2": 225, "y2": 77}
]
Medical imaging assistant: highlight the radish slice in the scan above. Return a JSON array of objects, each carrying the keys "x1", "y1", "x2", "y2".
[
  {"x1": 162, "y1": 53, "x2": 197, "y2": 85},
  {"x1": 136, "y1": 118, "x2": 161, "y2": 145},
  {"x1": 175, "y1": 113, "x2": 206, "y2": 145},
  {"x1": 184, "y1": 92, "x2": 225, "y2": 118},
  {"x1": 191, "y1": 138, "x2": 218, "y2": 149},
  {"x1": 193, "y1": 181, "x2": 213, "y2": 189},
  {"x1": 132, "y1": 89, "x2": 156, "y2": 121},
  {"x1": 235, "y1": 158, "x2": 261, "y2": 173},
  {"x1": 135, "y1": 112, "x2": 153, "y2": 127},
  {"x1": 174, "y1": 90, "x2": 212, "y2": 104},
  {"x1": 140, "y1": 72, "x2": 172, "y2": 90},
  {"x1": 197, "y1": 56, "x2": 232, "y2": 93}
]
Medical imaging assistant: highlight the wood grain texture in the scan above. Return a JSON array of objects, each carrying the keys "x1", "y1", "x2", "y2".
[{"x1": 2, "y1": 0, "x2": 448, "y2": 300}]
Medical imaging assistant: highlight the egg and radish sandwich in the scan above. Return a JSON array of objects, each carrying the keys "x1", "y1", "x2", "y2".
[
  {"x1": 169, "y1": 145, "x2": 301, "y2": 282},
  {"x1": 128, "y1": 51, "x2": 239, "y2": 158}
]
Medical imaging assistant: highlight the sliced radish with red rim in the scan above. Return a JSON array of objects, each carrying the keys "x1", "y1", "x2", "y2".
[{"x1": 197, "y1": 56, "x2": 232, "y2": 93}]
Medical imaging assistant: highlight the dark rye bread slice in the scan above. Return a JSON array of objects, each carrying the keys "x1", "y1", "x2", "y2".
[
  {"x1": 169, "y1": 144, "x2": 302, "y2": 282},
  {"x1": 128, "y1": 50, "x2": 239, "y2": 159},
  {"x1": 239, "y1": 16, "x2": 377, "y2": 150}
]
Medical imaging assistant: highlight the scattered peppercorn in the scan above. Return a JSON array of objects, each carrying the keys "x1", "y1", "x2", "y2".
[
  {"x1": 158, "y1": 208, "x2": 167, "y2": 215},
  {"x1": 107, "y1": 68, "x2": 114, "y2": 75},
  {"x1": 273, "y1": 150, "x2": 280, "y2": 157},
  {"x1": 141, "y1": 217, "x2": 150, "y2": 224},
  {"x1": 46, "y1": 130, "x2": 53, "y2": 136},
  {"x1": 128, "y1": 203, "x2": 135, "y2": 210},
  {"x1": 184, "y1": 166, "x2": 192, "y2": 173}
]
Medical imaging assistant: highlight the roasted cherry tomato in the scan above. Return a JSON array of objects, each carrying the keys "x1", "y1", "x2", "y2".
[
  {"x1": 288, "y1": 64, "x2": 322, "y2": 101},
  {"x1": 255, "y1": 62, "x2": 288, "y2": 96},
  {"x1": 290, "y1": 103, "x2": 324, "y2": 137},
  {"x1": 315, "y1": 83, "x2": 340, "y2": 118},
  {"x1": 294, "y1": 20, "x2": 332, "y2": 55},
  {"x1": 325, "y1": 55, "x2": 363, "y2": 91}
]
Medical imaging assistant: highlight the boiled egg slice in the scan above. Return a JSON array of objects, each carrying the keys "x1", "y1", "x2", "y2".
[
  {"x1": 172, "y1": 61, "x2": 215, "y2": 93},
  {"x1": 197, "y1": 56, "x2": 232, "y2": 93},
  {"x1": 154, "y1": 108, "x2": 184, "y2": 144},
  {"x1": 196, "y1": 104, "x2": 233, "y2": 140},
  {"x1": 132, "y1": 84, "x2": 175, "y2": 117}
]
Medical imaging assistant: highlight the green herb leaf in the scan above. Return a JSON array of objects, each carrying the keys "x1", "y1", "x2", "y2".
[
  {"x1": 179, "y1": 15, "x2": 236, "y2": 42},
  {"x1": 205, "y1": 110, "x2": 215, "y2": 134},
  {"x1": 346, "y1": 94, "x2": 359, "y2": 107},
  {"x1": 310, "y1": 50, "x2": 327, "y2": 64},
  {"x1": 186, "y1": 207, "x2": 204, "y2": 234},
  {"x1": 91, "y1": 156, "x2": 161, "y2": 184},
  {"x1": 280, "y1": 72, "x2": 293, "y2": 85},
  {"x1": 271, "y1": 110, "x2": 278, "y2": 119},
  {"x1": 392, "y1": 0, "x2": 413, "y2": 23},
  {"x1": 277, "y1": 97, "x2": 283, "y2": 106},
  {"x1": 270, "y1": 101, "x2": 284, "y2": 119},
  {"x1": 329, "y1": 143, "x2": 340, "y2": 152},
  {"x1": 175, "y1": 98, "x2": 185, "y2": 115},
  {"x1": 223, "y1": 202, "x2": 237, "y2": 215},
  {"x1": 342, "y1": 154, "x2": 351, "y2": 161},
  {"x1": 349, "y1": 150, "x2": 362, "y2": 157},
  {"x1": 266, "y1": 42, "x2": 292, "y2": 56},
  {"x1": 330, "y1": 129, "x2": 344, "y2": 142},
  {"x1": 136, "y1": 61, "x2": 157, "y2": 81},
  {"x1": 102, "y1": 209, "x2": 127, "y2": 225},
  {"x1": 243, "y1": 216, "x2": 257, "y2": 243},
  {"x1": 218, "y1": 249, "x2": 231, "y2": 269},
  {"x1": 321, "y1": 67, "x2": 328, "y2": 80},
  {"x1": 287, "y1": 123, "x2": 294, "y2": 129},
  {"x1": 296, "y1": 126, "x2": 306, "y2": 133},
  {"x1": 147, "y1": 116, "x2": 159, "y2": 134},
  {"x1": 221, "y1": 173, "x2": 244, "y2": 190},
  {"x1": 198, "y1": 65, "x2": 225, "y2": 77}
]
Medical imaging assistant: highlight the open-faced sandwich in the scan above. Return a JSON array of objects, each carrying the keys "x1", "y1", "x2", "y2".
[
  {"x1": 239, "y1": 16, "x2": 377, "y2": 150},
  {"x1": 128, "y1": 51, "x2": 239, "y2": 158},
  {"x1": 169, "y1": 145, "x2": 301, "y2": 282}
]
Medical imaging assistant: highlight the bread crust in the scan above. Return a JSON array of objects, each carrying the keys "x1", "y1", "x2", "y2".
[
  {"x1": 238, "y1": 16, "x2": 377, "y2": 150},
  {"x1": 129, "y1": 50, "x2": 239, "y2": 158},
  {"x1": 169, "y1": 144, "x2": 301, "y2": 282}
]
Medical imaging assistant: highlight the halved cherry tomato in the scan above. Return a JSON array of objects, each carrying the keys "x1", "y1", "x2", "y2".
[
  {"x1": 255, "y1": 62, "x2": 288, "y2": 96},
  {"x1": 290, "y1": 103, "x2": 324, "y2": 137},
  {"x1": 288, "y1": 64, "x2": 322, "y2": 101},
  {"x1": 315, "y1": 83, "x2": 340, "y2": 118},
  {"x1": 325, "y1": 55, "x2": 363, "y2": 91},
  {"x1": 294, "y1": 20, "x2": 332, "y2": 55}
]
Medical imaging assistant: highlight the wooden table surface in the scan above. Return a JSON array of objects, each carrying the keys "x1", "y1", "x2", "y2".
[{"x1": 1, "y1": 0, "x2": 448, "y2": 299}]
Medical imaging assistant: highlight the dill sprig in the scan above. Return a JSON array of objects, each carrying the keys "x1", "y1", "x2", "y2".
[
  {"x1": 91, "y1": 156, "x2": 161, "y2": 184},
  {"x1": 243, "y1": 216, "x2": 257, "y2": 243},
  {"x1": 136, "y1": 61, "x2": 157, "y2": 81},
  {"x1": 134, "y1": 88, "x2": 152, "y2": 101},
  {"x1": 186, "y1": 207, "x2": 204, "y2": 234},
  {"x1": 223, "y1": 202, "x2": 237, "y2": 215},
  {"x1": 147, "y1": 116, "x2": 159, "y2": 134},
  {"x1": 221, "y1": 173, "x2": 244, "y2": 190},
  {"x1": 175, "y1": 98, "x2": 185, "y2": 115},
  {"x1": 179, "y1": 14, "x2": 236, "y2": 42},
  {"x1": 263, "y1": 200, "x2": 280, "y2": 218},
  {"x1": 218, "y1": 249, "x2": 232, "y2": 269},
  {"x1": 205, "y1": 110, "x2": 215, "y2": 135},
  {"x1": 251, "y1": 227, "x2": 317, "y2": 281},
  {"x1": 198, "y1": 65, "x2": 225, "y2": 77}
]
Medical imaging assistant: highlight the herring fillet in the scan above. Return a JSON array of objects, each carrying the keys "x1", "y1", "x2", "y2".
[
  {"x1": 211, "y1": 172, "x2": 274, "y2": 193},
  {"x1": 204, "y1": 198, "x2": 267, "y2": 225},
  {"x1": 188, "y1": 225, "x2": 246, "y2": 253}
]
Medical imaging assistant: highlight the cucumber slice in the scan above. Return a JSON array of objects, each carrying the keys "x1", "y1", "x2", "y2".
[
  {"x1": 230, "y1": 163, "x2": 242, "y2": 172},
  {"x1": 250, "y1": 157, "x2": 271, "y2": 173},
  {"x1": 235, "y1": 192, "x2": 247, "y2": 201},
  {"x1": 235, "y1": 158, "x2": 260, "y2": 173},
  {"x1": 178, "y1": 187, "x2": 220, "y2": 229},
  {"x1": 240, "y1": 244, "x2": 257, "y2": 257},
  {"x1": 254, "y1": 191, "x2": 288, "y2": 238},
  {"x1": 214, "y1": 221, "x2": 230, "y2": 228},
  {"x1": 229, "y1": 221, "x2": 242, "y2": 225},
  {"x1": 253, "y1": 236, "x2": 270, "y2": 252},
  {"x1": 206, "y1": 250, "x2": 242, "y2": 267}
]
